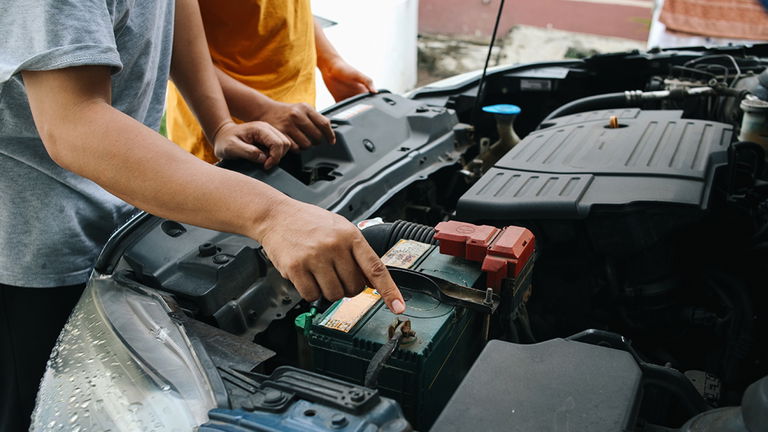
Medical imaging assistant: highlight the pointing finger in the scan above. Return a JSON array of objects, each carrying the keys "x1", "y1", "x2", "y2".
[{"x1": 351, "y1": 237, "x2": 404, "y2": 314}]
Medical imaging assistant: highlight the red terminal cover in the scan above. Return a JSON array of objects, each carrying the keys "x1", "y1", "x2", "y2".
[
  {"x1": 482, "y1": 226, "x2": 536, "y2": 291},
  {"x1": 434, "y1": 221, "x2": 535, "y2": 292},
  {"x1": 434, "y1": 221, "x2": 500, "y2": 262},
  {"x1": 488, "y1": 226, "x2": 535, "y2": 277}
]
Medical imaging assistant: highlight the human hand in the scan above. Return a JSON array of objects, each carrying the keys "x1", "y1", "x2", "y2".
[
  {"x1": 257, "y1": 198, "x2": 406, "y2": 314},
  {"x1": 212, "y1": 120, "x2": 292, "y2": 169},
  {"x1": 260, "y1": 101, "x2": 336, "y2": 151},
  {"x1": 320, "y1": 58, "x2": 376, "y2": 102}
]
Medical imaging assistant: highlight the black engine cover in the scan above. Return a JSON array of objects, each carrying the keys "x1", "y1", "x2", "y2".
[
  {"x1": 457, "y1": 109, "x2": 732, "y2": 220},
  {"x1": 432, "y1": 339, "x2": 642, "y2": 432}
]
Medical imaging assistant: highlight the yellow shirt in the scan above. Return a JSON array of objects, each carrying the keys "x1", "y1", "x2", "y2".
[{"x1": 166, "y1": 0, "x2": 317, "y2": 163}]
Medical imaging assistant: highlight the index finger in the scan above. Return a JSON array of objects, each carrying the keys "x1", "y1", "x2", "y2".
[
  {"x1": 351, "y1": 238, "x2": 405, "y2": 314},
  {"x1": 264, "y1": 142, "x2": 290, "y2": 169},
  {"x1": 259, "y1": 129, "x2": 291, "y2": 169},
  {"x1": 266, "y1": 127, "x2": 292, "y2": 156},
  {"x1": 307, "y1": 110, "x2": 336, "y2": 145}
]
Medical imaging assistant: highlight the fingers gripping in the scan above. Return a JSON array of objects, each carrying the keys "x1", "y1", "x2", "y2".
[{"x1": 246, "y1": 122, "x2": 290, "y2": 168}]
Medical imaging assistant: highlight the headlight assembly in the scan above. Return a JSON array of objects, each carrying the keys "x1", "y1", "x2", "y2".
[{"x1": 32, "y1": 273, "x2": 216, "y2": 431}]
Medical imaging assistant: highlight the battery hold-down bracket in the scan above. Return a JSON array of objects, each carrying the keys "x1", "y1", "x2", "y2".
[{"x1": 387, "y1": 267, "x2": 500, "y2": 314}]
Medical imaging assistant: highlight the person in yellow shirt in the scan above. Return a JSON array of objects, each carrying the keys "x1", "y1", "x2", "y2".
[{"x1": 167, "y1": 0, "x2": 376, "y2": 163}]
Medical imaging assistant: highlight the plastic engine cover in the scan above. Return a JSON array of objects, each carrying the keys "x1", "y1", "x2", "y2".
[
  {"x1": 200, "y1": 403, "x2": 410, "y2": 432},
  {"x1": 457, "y1": 109, "x2": 731, "y2": 220},
  {"x1": 219, "y1": 92, "x2": 461, "y2": 223},
  {"x1": 432, "y1": 338, "x2": 642, "y2": 432},
  {"x1": 200, "y1": 366, "x2": 411, "y2": 432}
]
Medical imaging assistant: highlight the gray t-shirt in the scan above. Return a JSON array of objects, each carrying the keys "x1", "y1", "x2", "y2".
[{"x1": 0, "y1": 0, "x2": 174, "y2": 287}]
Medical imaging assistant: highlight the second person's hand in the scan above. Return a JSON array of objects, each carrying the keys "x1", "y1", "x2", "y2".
[
  {"x1": 259, "y1": 101, "x2": 336, "y2": 151},
  {"x1": 212, "y1": 120, "x2": 292, "y2": 169},
  {"x1": 320, "y1": 58, "x2": 376, "y2": 102}
]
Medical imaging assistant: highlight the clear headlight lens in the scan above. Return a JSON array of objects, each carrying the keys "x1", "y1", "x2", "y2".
[{"x1": 32, "y1": 273, "x2": 216, "y2": 431}]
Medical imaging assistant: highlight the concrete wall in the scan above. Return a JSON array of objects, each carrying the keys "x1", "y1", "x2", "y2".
[
  {"x1": 418, "y1": 25, "x2": 645, "y2": 86},
  {"x1": 420, "y1": 0, "x2": 653, "y2": 41}
]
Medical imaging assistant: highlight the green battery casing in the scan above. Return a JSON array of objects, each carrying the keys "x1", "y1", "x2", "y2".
[{"x1": 307, "y1": 287, "x2": 481, "y2": 430}]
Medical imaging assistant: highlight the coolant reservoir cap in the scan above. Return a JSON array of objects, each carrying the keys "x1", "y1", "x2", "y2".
[
  {"x1": 482, "y1": 104, "x2": 521, "y2": 115},
  {"x1": 741, "y1": 98, "x2": 768, "y2": 113}
]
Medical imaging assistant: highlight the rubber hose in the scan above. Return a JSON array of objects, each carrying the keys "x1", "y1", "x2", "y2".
[
  {"x1": 540, "y1": 92, "x2": 631, "y2": 125},
  {"x1": 389, "y1": 220, "x2": 436, "y2": 248},
  {"x1": 708, "y1": 272, "x2": 753, "y2": 386},
  {"x1": 361, "y1": 220, "x2": 437, "y2": 256}
]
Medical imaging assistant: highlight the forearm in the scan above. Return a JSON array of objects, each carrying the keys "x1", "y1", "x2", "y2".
[
  {"x1": 170, "y1": 0, "x2": 232, "y2": 141},
  {"x1": 314, "y1": 19, "x2": 342, "y2": 74},
  {"x1": 22, "y1": 59, "x2": 402, "y2": 310},
  {"x1": 214, "y1": 67, "x2": 278, "y2": 121},
  {"x1": 215, "y1": 64, "x2": 336, "y2": 150},
  {"x1": 38, "y1": 97, "x2": 287, "y2": 242},
  {"x1": 313, "y1": 20, "x2": 375, "y2": 101}
]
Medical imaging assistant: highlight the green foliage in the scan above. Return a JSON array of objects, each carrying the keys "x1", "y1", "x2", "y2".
[{"x1": 159, "y1": 112, "x2": 167, "y2": 137}]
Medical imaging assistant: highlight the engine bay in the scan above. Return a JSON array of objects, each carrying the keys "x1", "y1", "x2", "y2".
[{"x1": 88, "y1": 45, "x2": 768, "y2": 431}]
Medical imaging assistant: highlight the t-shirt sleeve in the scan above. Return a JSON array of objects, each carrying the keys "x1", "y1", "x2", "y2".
[{"x1": 0, "y1": 0, "x2": 123, "y2": 83}]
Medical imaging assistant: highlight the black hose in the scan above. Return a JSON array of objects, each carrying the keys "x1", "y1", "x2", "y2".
[
  {"x1": 742, "y1": 375, "x2": 768, "y2": 432},
  {"x1": 641, "y1": 363, "x2": 712, "y2": 416},
  {"x1": 568, "y1": 329, "x2": 711, "y2": 415},
  {"x1": 361, "y1": 220, "x2": 437, "y2": 256},
  {"x1": 706, "y1": 272, "x2": 753, "y2": 386},
  {"x1": 540, "y1": 92, "x2": 631, "y2": 125},
  {"x1": 516, "y1": 304, "x2": 537, "y2": 343},
  {"x1": 541, "y1": 86, "x2": 731, "y2": 126}
]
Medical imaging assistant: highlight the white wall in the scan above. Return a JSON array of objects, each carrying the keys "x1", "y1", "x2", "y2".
[{"x1": 312, "y1": 0, "x2": 419, "y2": 109}]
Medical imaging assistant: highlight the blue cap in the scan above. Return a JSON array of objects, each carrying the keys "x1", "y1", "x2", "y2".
[{"x1": 482, "y1": 104, "x2": 521, "y2": 115}]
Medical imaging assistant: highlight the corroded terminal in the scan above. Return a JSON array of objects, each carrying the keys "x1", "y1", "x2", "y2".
[{"x1": 389, "y1": 317, "x2": 416, "y2": 345}]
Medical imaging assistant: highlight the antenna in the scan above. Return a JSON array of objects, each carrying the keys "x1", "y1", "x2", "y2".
[{"x1": 473, "y1": 0, "x2": 506, "y2": 124}]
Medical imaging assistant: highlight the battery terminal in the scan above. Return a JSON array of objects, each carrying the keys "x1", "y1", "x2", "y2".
[{"x1": 389, "y1": 317, "x2": 416, "y2": 345}]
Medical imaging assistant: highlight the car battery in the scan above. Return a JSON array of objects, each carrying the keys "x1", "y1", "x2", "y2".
[
  {"x1": 306, "y1": 240, "x2": 485, "y2": 430},
  {"x1": 305, "y1": 222, "x2": 536, "y2": 429},
  {"x1": 307, "y1": 288, "x2": 480, "y2": 430},
  {"x1": 380, "y1": 238, "x2": 485, "y2": 288}
]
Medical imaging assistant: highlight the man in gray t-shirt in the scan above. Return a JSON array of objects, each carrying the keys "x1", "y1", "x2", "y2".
[{"x1": 1, "y1": 0, "x2": 405, "y2": 429}]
